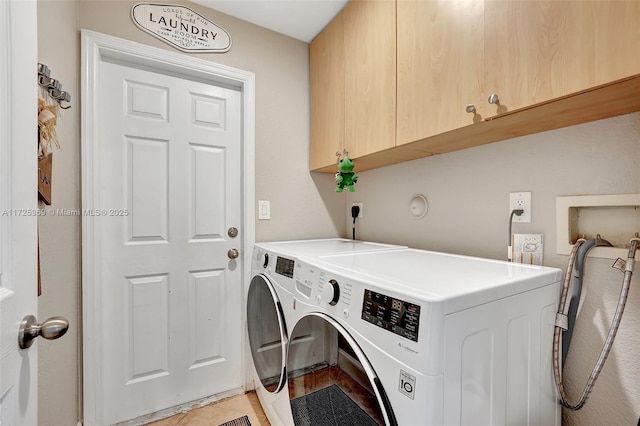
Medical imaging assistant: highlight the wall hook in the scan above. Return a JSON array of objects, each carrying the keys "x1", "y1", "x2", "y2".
[{"x1": 37, "y1": 63, "x2": 71, "y2": 109}]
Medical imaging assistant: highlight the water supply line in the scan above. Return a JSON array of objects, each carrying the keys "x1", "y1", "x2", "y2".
[
  {"x1": 553, "y1": 235, "x2": 640, "y2": 410},
  {"x1": 561, "y1": 235, "x2": 613, "y2": 364}
]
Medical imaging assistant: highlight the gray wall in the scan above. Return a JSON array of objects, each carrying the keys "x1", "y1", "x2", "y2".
[
  {"x1": 346, "y1": 112, "x2": 640, "y2": 425},
  {"x1": 37, "y1": 1, "x2": 342, "y2": 424},
  {"x1": 37, "y1": 1, "x2": 81, "y2": 424}
]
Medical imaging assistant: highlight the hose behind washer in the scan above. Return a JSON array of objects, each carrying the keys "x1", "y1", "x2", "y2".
[
  {"x1": 553, "y1": 237, "x2": 639, "y2": 410},
  {"x1": 562, "y1": 236, "x2": 613, "y2": 364}
]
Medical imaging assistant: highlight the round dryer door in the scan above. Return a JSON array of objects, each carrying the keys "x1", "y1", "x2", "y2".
[
  {"x1": 247, "y1": 274, "x2": 288, "y2": 393},
  {"x1": 286, "y1": 313, "x2": 397, "y2": 426}
]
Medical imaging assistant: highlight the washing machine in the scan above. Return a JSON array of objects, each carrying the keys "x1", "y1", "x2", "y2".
[
  {"x1": 247, "y1": 239, "x2": 404, "y2": 424},
  {"x1": 247, "y1": 241, "x2": 563, "y2": 425}
]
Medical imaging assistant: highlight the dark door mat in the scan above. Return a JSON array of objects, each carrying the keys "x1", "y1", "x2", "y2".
[
  {"x1": 291, "y1": 384, "x2": 379, "y2": 426},
  {"x1": 218, "y1": 415, "x2": 251, "y2": 426}
]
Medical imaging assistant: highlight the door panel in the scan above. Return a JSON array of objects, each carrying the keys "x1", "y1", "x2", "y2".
[
  {"x1": 484, "y1": 0, "x2": 640, "y2": 116},
  {"x1": 309, "y1": 12, "x2": 345, "y2": 171},
  {"x1": 97, "y1": 59, "x2": 242, "y2": 424},
  {"x1": 0, "y1": 1, "x2": 38, "y2": 426},
  {"x1": 397, "y1": 0, "x2": 484, "y2": 144},
  {"x1": 126, "y1": 135, "x2": 169, "y2": 242},
  {"x1": 343, "y1": 0, "x2": 396, "y2": 159},
  {"x1": 0, "y1": 1, "x2": 38, "y2": 425}
]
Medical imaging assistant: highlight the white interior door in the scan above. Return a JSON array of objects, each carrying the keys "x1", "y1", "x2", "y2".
[
  {"x1": 0, "y1": 1, "x2": 39, "y2": 425},
  {"x1": 93, "y1": 57, "x2": 243, "y2": 425}
]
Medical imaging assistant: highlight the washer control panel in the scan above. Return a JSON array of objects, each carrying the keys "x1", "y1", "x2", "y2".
[{"x1": 361, "y1": 289, "x2": 421, "y2": 342}]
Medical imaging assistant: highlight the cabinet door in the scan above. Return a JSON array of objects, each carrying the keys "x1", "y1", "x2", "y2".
[
  {"x1": 309, "y1": 14, "x2": 345, "y2": 171},
  {"x1": 343, "y1": 0, "x2": 396, "y2": 158},
  {"x1": 583, "y1": 1, "x2": 640, "y2": 87},
  {"x1": 397, "y1": 0, "x2": 484, "y2": 146},
  {"x1": 485, "y1": 0, "x2": 640, "y2": 117}
]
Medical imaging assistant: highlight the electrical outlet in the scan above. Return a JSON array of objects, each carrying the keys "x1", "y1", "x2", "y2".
[
  {"x1": 509, "y1": 192, "x2": 531, "y2": 223},
  {"x1": 352, "y1": 202, "x2": 363, "y2": 218}
]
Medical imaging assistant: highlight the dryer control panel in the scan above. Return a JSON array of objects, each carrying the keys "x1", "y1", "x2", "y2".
[
  {"x1": 361, "y1": 289, "x2": 421, "y2": 342},
  {"x1": 275, "y1": 256, "x2": 295, "y2": 278}
]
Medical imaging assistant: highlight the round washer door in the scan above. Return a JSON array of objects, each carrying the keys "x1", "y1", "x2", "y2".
[
  {"x1": 286, "y1": 313, "x2": 397, "y2": 426},
  {"x1": 247, "y1": 274, "x2": 288, "y2": 393}
]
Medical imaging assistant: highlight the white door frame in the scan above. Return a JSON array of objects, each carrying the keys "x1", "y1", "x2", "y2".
[{"x1": 80, "y1": 30, "x2": 255, "y2": 425}]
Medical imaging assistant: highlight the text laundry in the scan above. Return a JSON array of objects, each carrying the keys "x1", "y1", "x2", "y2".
[{"x1": 149, "y1": 14, "x2": 218, "y2": 39}]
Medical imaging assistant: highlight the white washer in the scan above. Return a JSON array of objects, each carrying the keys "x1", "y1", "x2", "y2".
[
  {"x1": 247, "y1": 242, "x2": 562, "y2": 426},
  {"x1": 248, "y1": 239, "x2": 405, "y2": 424}
]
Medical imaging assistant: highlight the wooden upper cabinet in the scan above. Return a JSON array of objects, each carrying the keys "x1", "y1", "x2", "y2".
[
  {"x1": 587, "y1": 1, "x2": 640, "y2": 85},
  {"x1": 310, "y1": 0, "x2": 640, "y2": 172},
  {"x1": 343, "y1": 0, "x2": 396, "y2": 159},
  {"x1": 309, "y1": 13, "x2": 345, "y2": 171},
  {"x1": 397, "y1": 0, "x2": 484, "y2": 146},
  {"x1": 484, "y1": 0, "x2": 640, "y2": 116}
]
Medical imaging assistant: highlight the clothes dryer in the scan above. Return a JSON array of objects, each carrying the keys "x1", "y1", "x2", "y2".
[{"x1": 306, "y1": 249, "x2": 563, "y2": 425}]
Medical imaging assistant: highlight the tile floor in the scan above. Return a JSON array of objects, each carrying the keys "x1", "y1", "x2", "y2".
[
  {"x1": 145, "y1": 365, "x2": 378, "y2": 425},
  {"x1": 146, "y1": 392, "x2": 270, "y2": 426}
]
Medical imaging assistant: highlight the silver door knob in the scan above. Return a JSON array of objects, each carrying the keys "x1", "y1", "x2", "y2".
[
  {"x1": 465, "y1": 104, "x2": 476, "y2": 114},
  {"x1": 18, "y1": 315, "x2": 69, "y2": 349},
  {"x1": 228, "y1": 248, "x2": 239, "y2": 259},
  {"x1": 488, "y1": 93, "x2": 500, "y2": 105}
]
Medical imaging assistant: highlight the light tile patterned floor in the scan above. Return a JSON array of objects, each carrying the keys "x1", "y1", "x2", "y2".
[{"x1": 146, "y1": 392, "x2": 271, "y2": 426}]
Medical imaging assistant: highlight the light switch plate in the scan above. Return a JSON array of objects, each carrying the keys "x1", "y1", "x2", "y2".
[{"x1": 258, "y1": 200, "x2": 270, "y2": 220}]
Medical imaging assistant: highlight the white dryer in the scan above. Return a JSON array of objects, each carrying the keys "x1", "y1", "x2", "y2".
[{"x1": 247, "y1": 242, "x2": 563, "y2": 426}]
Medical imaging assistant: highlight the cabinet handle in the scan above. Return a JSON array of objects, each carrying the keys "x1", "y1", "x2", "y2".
[
  {"x1": 465, "y1": 104, "x2": 476, "y2": 114},
  {"x1": 488, "y1": 93, "x2": 500, "y2": 105}
]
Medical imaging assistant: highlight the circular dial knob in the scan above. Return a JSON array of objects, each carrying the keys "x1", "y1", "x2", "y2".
[
  {"x1": 262, "y1": 253, "x2": 269, "y2": 268},
  {"x1": 321, "y1": 279, "x2": 340, "y2": 306}
]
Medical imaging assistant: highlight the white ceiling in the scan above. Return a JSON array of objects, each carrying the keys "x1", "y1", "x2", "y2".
[{"x1": 190, "y1": 0, "x2": 349, "y2": 43}]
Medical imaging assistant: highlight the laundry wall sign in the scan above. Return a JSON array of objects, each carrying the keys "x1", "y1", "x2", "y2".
[{"x1": 131, "y1": 3, "x2": 232, "y2": 53}]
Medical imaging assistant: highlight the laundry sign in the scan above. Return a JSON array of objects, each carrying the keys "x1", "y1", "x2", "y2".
[{"x1": 131, "y1": 3, "x2": 232, "y2": 53}]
